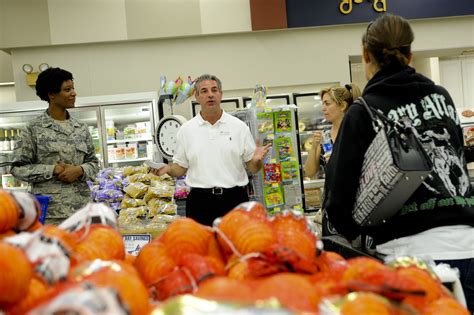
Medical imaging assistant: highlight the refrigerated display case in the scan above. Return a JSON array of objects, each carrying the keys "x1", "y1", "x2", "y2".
[
  {"x1": 191, "y1": 98, "x2": 241, "y2": 116},
  {"x1": 0, "y1": 109, "x2": 44, "y2": 190},
  {"x1": 292, "y1": 92, "x2": 330, "y2": 211},
  {"x1": 101, "y1": 102, "x2": 155, "y2": 167},
  {"x1": 242, "y1": 94, "x2": 291, "y2": 108},
  {"x1": 0, "y1": 92, "x2": 159, "y2": 177}
]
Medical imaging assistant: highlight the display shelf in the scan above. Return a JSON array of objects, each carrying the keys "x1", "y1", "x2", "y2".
[
  {"x1": 3, "y1": 186, "x2": 29, "y2": 192},
  {"x1": 304, "y1": 179, "x2": 325, "y2": 189},
  {"x1": 109, "y1": 157, "x2": 149, "y2": 164},
  {"x1": 107, "y1": 136, "x2": 152, "y2": 144},
  {"x1": 299, "y1": 130, "x2": 315, "y2": 137}
]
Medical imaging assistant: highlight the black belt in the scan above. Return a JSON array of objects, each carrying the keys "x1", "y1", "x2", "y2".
[{"x1": 191, "y1": 186, "x2": 244, "y2": 195}]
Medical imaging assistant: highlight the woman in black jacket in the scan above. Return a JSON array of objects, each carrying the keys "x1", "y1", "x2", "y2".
[{"x1": 324, "y1": 14, "x2": 474, "y2": 312}]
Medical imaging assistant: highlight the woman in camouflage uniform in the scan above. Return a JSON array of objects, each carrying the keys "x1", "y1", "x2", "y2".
[{"x1": 11, "y1": 68, "x2": 99, "y2": 225}]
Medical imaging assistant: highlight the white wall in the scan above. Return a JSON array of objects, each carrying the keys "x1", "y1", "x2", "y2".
[{"x1": 8, "y1": 16, "x2": 472, "y2": 106}]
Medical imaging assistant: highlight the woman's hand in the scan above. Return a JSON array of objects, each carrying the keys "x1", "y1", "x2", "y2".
[
  {"x1": 312, "y1": 131, "x2": 323, "y2": 149},
  {"x1": 57, "y1": 164, "x2": 83, "y2": 183}
]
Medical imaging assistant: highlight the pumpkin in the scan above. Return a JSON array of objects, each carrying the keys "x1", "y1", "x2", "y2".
[
  {"x1": 254, "y1": 273, "x2": 319, "y2": 313},
  {"x1": 315, "y1": 251, "x2": 348, "y2": 277},
  {"x1": 215, "y1": 209, "x2": 252, "y2": 256},
  {"x1": 134, "y1": 241, "x2": 176, "y2": 286},
  {"x1": 340, "y1": 292, "x2": 392, "y2": 315},
  {"x1": 42, "y1": 225, "x2": 78, "y2": 252},
  {"x1": 227, "y1": 259, "x2": 251, "y2": 280},
  {"x1": 178, "y1": 253, "x2": 224, "y2": 283},
  {"x1": 422, "y1": 297, "x2": 469, "y2": 315},
  {"x1": 71, "y1": 260, "x2": 149, "y2": 315},
  {"x1": 232, "y1": 201, "x2": 268, "y2": 221},
  {"x1": 0, "y1": 242, "x2": 32, "y2": 305},
  {"x1": 162, "y1": 218, "x2": 212, "y2": 261},
  {"x1": 396, "y1": 266, "x2": 446, "y2": 312},
  {"x1": 233, "y1": 219, "x2": 275, "y2": 254},
  {"x1": 271, "y1": 212, "x2": 317, "y2": 261},
  {"x1": 0, "y1": 190, "x2": 20, "y2": 233},
  {"x1": 195, "y1": 277, "x2": 254, "y2": 304},
  {"x1": 343, "y1": 257, "x2": 388, "y2": 282},
  {"x1": 5, "y1": 276, "x2": 49, "y2": 315},
  {"x1": 74, "y1": 224, "x2": 125, "y2": 261}
]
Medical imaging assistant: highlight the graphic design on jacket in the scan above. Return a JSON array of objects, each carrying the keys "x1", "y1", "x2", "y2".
[{"x1": 387, "y1": 93, "x2": 469, "y2": 198}]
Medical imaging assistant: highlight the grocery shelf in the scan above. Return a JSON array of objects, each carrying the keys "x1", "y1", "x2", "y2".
[
  {"x1": 107, "y1": 136, "x2": 152, "y2": 144},
  {"x1": 303, "y1": 179, "x2": 325, "y2": 189},
  {"x1": 299, "y1": 130, "x2": 315, "y2": 137},
  {"x1": 109, "y1": 157, "x2": 149, "y2": 164}
]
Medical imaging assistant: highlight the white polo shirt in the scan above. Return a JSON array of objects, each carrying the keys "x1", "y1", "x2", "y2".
[{"x1": 173, "y1": 111, "x2": 256, "y2": 188}]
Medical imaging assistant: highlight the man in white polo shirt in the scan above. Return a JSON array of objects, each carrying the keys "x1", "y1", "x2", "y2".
[{"x1": 155, "y1": 74, "x2": 271, "y2": 225}]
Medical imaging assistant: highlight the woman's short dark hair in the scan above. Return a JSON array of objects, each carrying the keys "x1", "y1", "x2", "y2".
[
  {"x1": 35, "y1": 67, "x2": 74, "y2": 102},
  {"x1": 362, "y1": 14, "x2": 414, "y2": 69}
]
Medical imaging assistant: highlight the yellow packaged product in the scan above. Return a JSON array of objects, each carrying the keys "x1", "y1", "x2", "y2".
[
  {"x1": 148, "y1": 198, "x2": 177, "y2": 217},
  {"x1": 126, "y1": 173, "x2": 152, "y2": 185},
  {"x1": 120, "y1": 195, "x2": 147, "y2": 209},
  {"x1": 124, "y1": 182, "x2": 149, "y2": 199},
  {"x1": 123, "y1": 165, "x2": 148, "y2": 177},
  {"x1": 144, "y1": 184, "x2": 174, "y2": 201}
]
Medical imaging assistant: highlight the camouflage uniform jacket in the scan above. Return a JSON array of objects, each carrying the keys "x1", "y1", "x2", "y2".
[{"x1": 11, "y1": 110, "x2": 99, "y2": 221}]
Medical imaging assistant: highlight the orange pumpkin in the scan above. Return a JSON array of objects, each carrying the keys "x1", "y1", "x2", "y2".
[
  {"x1": 74, "y1": 224, "x2": 125, "y2": 261},
  {"x1": 203, "y1": 256, "x2": 226, "y2": 277},
  {"x1": 227, "y1": 259, "x2": 251, "y2": 280},
  {"x1": 0, "y1": 242, "x2": 32, "y2": 305},
  {"x1": 309, "y1": 272, "x2": 348, "y2": 306},
  {"x1": 232, "y1": 201, "x2": 268, "y2": 221},
  {"x1": 153, "y1": 268, "x2": 194, "y2": 301},
  {"x1": 162, "y1": 218, "x2": 213, "y2": 261},
  {"x1": 124, "y1": 253, "x2": 137, "y2": 265},
  {"x1": 216, "y1": 209, "x2": 252, "y2": 256},
  {"x1": 195, "y1": 277, "x2": 255, "y2": 304},
  {"x1": 340, "y1": 292, "x2": 392, "y2": 315},
  {"x1": 422, "y1": 297, "x2": 469, "y2": 315},
  {"x1": 5, "y1": 276, "x2": 49, "y2": 315},
  {"x1": 42, "y1": 225, "x2": 78, "y2": 252},
  {"x1": 179, "y1": 253, "x2": 224, "y2": 283},
  {"x1": 71, "y1": 260, "x2": 149, "y2": 315},
  {"x1": 206, "y1": 233, "x2": 225, "y2": 263},
  {"x1": 272, "y1": 212, "x2": 317, "y2": 261},
  {"x1": 233, "y1": 219, "x2": 275, "y2": 254},
  {"x1": 254, "y1": 273, "x2": 319, "y2": 313},
  {"x1": 343, "y1": 257, "x2": 388, "y2": 282},
  {"x1": 396, "y1": 266, "x2": 446, "y2": 312},
  {"x1": 0, "y1": 190, "x2": 20, "y2": 233},
  {"x1": 134, "y1": 241, "x2": 176, "y2": 286},
  {"x1": 315, "y1": 251, "x2": 348, "y2": 277}
]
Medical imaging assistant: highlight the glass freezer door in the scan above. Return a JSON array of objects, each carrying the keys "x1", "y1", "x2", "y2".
[
  {"x1": 0, "y1": 109, "x2": 45, "y2": 190},
  {"x1": 69, "y1": 107, "x2": 104, "y2": 167},
  {"x1": 101, "y1": 102, "x2": 155, "y2": 167},
  {"x1": 293, "y1": 92, "x2": 327, "y2": 212}
]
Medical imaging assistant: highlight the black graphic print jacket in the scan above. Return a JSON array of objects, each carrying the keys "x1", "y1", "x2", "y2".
[{"x1": 324, "y1": 65, "x2": 474, "y2": 245}]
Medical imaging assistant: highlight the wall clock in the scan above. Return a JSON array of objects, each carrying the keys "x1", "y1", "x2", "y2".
[{"x1": 155, "y1": 115, "x2": 187, "y2": 160}]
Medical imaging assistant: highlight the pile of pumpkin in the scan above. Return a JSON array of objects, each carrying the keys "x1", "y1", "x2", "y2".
[{"x1": 0, "y1": 189, "x2": 470, "y2": 314}]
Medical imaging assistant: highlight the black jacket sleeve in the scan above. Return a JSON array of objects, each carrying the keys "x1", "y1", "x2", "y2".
[{"x1": 323, "y1": 103, "x2": 375, "y2": 240}]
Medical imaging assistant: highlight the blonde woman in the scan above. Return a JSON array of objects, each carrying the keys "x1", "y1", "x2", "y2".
[{"x1": 304, "y1": 84, "x2": 361, "y2": 178}]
